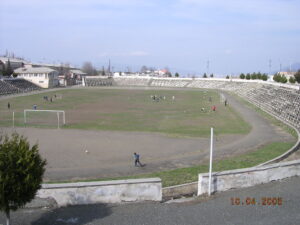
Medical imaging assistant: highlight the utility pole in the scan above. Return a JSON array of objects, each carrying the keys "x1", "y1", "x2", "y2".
[
  {"x1": 279, "y1": 59, "x2": 282, "y2": 72},
  {"x1": 269, "y1": 59, "x2": 272, "y2": 75},
  {"x1": 108, "y1": 59, "x2": 111, "y2": 75},
  {"x1": 207, "y1": 60, "x2": 210, "y2": 75}
]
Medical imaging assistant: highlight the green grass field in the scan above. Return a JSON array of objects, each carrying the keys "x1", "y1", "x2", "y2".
[{"x1": 0, "y1": 88, "x2": 251, "y2": 137}]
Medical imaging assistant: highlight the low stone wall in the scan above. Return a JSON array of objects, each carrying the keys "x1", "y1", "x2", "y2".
[
  {"x1": 162, "y1": 182, "x2": 198, "y2": 200},
  {"x1": 38, "y1": 178, "x2": 162, "y2": 207},
  {"x1": 198, "y1": 160, "x2": 300, "y2": 196}
]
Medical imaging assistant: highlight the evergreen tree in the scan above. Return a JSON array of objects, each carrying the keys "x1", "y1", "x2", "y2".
[
  {"x1": 175, "y1": 72, "x2": 179, "y2": 77},
  {"x1": 289, "y1": 76, "x2": 296, "y2": 84},
  {"x1": 246, "y1": 73, "x2": 251, "y2": 80},
  {"x1": 261, "y1": 74, "x2": 268, "y2": 81},
  {"x1": 257, "y1": 72, "x2": 262, "y2": 80},
  {"x1": 4, "y1": 59, "x2": 13, "y2": 77},
  {"x1": 280, "y1": 75, "x2": 287, "y2": 83},
  {"x1": 251, "y1": 72, "x2": 257, "y2": 80},
  {"x1": 166, "y1": 71, "x2": 172, "y2": 77},
  {"x1": 203, "y1": 73, "x2": 207, "y2": 78},
  {"x1": 240, "y1": 73, "x2": 245, "y2": 79},
  {"x1": 273, "y1": 73, "x2": 280, "y2": 82},
  {"x1": 294, "y1": 70, "x2": 300, "y2": 83},
  {"x1": 0, "y1": 133, "x2": 46, "y2": 225}
]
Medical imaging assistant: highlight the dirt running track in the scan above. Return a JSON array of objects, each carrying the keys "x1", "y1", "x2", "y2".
[{"x1": 0, "y1": 91, "x2": 295, "y2": 181}]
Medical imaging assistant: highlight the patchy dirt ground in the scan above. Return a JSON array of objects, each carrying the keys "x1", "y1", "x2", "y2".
[{"x1": 0, "y1": 91, "x2": 295, "y2": 182}]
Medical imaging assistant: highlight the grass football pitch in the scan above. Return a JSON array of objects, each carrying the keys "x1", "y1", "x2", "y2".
[{"x1": 0, "y1": 88, "x2": 251, "y2": 137}]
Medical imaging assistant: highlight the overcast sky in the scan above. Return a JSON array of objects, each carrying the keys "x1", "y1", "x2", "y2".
[{"x1": 0, "y1": 0, "x2": 299, "y2": 75}]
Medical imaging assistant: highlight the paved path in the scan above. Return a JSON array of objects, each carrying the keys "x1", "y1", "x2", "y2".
[
  {"x1": 0, "y1": 90, "x2": 295, "y2": 181},
  {"x1": 1, "y1": 176, "x2": 299, "y2": 225}
]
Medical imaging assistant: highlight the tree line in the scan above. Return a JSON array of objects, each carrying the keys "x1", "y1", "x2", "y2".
[
  {"x1": 273, "y1": 70, "x2": 300, "y2": 84},
  {"x1": 202, "y1": 73, "x2": 214, "y2": 78},
  {"x1": 239, "y1": 72, "x2": 268, "y2": 81}
]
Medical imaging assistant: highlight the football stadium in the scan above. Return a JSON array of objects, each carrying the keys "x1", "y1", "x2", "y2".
[{"x1": 0, "y1": 77, "x2": 299, "y2": 188}]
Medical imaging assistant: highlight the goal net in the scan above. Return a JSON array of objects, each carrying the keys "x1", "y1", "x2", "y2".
[{"x1": 24, "y1": 109, "x2": 66, "y2": 128}]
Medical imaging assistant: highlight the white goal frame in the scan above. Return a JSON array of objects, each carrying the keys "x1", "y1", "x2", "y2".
[{"x1": 24, "y1": 109, "x2": 66, "y2": 129}]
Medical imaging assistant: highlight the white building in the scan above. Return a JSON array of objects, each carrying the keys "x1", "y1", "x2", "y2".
[
  {"x1": 0, "y1": 57, "x2": 29, "y2": 73},
  {"x1": 14, "y1": 67, "x2": 59, "y2": 88},
  {"x1": 69, "y1": 69, "x2": 86, "y2": 79},
  {"x1": 58, "y1": 69, "x2": 87, "y2": 86},
  {"x1": 278, "y1": 71, "x2": 296, "y2": 80}
]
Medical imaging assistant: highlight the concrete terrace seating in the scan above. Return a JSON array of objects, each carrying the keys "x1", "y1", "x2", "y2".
[
  {"x1": 5, "y1": 79, "x2": 40, "y2": 92},
  {"x1": 0, "y1": 80, "x2": 19, "y2": 95},
  {"x1": 150, "y1": 79, "x2": 191, "y2": 88},
  {"x1": 241, "y1": 85, "x2": 300, "y2": 127},
  {"x1": 113, "y1": 77, "x2": 150, "y2": 86},
  {"x1": 85, "y1": 77, "x2": 113, "y2": 87},
  {"x1": 186, "y1": 80, "x2": 227, "y2": 89},
  {"x1": 111, "y1": 77, "x2": 300, "y2": 128}
]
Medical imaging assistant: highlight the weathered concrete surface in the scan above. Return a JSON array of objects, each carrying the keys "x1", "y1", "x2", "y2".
[
  {"x1": 3, "y1": 176, "x2": 300, "y2": 225},
  {"x1": 37, "y1": 178, "x2": 162, "y2": 207},
  {"x1": 162, "y1": 182, "x2": 198, "y2": 200},
  {"x1": 198, "y1": 159, "x2": 300, "y2": 195},
  {"x1": 25, "y1": 197, "x2": 57, "y2": 209},
  {"x1": 244, "y1": 97, "x2": 300, "y2": 167}
]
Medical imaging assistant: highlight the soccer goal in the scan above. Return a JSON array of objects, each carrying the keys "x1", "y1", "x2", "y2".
[{"x1": 24, "y1": 109, "x2": 66, "y2": 129}]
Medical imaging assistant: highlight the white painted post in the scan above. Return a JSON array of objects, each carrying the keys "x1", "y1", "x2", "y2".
[
  {"x1": 57, "y1": 112, "x2": 60, "y2": 129},
  {"x1": 12, "y1": 111, "x2": 15, "y2": 128},
  {"x1": 208, "y1": 127, "x2": 214, "y2": 196},
  {"x1": 63, "y1": 111, "x2": 66, "y2": 125},
  {"x1": 24, "y1": 110, "x2": 26, "y2": 124}
]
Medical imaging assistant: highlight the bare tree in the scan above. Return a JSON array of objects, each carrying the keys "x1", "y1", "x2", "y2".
[
  {"x1": 140, "y1": 65, "x2": 148, "y2": 73},
  {"x1": 82, "y1": 62, "x2": 95, "y2": 76}
]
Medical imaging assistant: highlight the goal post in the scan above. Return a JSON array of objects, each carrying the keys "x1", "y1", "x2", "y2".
[{"x1": 24, "y1": 109, "x2": 66, "y2": 128}]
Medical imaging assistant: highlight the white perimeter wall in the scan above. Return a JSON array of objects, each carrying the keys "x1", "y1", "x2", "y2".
[
  {"x1": 198, "y1": 160, "x2": 300, "y2": 196},
  {"x1": 38, "y1": 178, "x2": 162, "y2": 207}
]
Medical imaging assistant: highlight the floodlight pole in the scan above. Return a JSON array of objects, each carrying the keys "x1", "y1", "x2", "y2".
[{"x1": 208, "y1": 127, "x2": 214, "y2": 196}]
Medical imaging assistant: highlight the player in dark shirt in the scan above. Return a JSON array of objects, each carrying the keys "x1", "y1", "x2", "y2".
[{"x1": 133, "y1": 152, "x2": 143, "y2": 167}]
